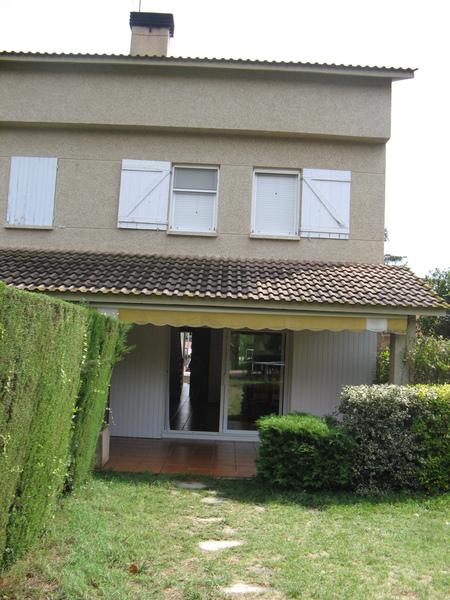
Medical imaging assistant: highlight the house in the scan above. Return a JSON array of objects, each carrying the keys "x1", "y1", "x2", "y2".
[{"x1": 0, "y1": 12, "x2": 445, "y2": 470}]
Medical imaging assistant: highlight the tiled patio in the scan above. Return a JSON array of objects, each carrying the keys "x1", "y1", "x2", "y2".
[{"x1": 102, "y1": 437, "x2": 258, "y2": 477}]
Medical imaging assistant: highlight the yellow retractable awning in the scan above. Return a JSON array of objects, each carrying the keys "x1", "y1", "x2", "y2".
[{"x1": 119, "y1": 308, "x2": 407, "y2": 334}]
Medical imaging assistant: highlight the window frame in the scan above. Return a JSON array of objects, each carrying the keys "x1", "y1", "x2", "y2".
[
  {"x1": 250, "y1": 168, "x2": 301, "y2": 240},
  {"x1": 168, "y1": 164, "x2": 220, "y2": 236}
]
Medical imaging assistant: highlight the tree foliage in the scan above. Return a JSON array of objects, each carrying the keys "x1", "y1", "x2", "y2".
[{"x1": 418, "y1": 268, "x2": 450, "y2": 338}]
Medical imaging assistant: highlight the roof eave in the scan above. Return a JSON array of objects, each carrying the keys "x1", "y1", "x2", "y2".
[
  {"x1": 0, "y1": 52, "x2": 416, "y2": 81},
  {"x1": 14, "y1": 287, "x2": 446, "y2": 317}
]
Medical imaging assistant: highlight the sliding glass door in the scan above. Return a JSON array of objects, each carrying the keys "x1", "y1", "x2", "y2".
[{"x1": 225, "y1": 331, "x2": 285, "y2": 432}]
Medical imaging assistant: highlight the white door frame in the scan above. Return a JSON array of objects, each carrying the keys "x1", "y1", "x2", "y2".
[{"x1": 163, "y1": 327, "x2": 290, "y2": 441}]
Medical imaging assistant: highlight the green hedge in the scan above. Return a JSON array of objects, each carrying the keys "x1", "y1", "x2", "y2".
[
  {"x1": 0, "y1": 283, "x2": 126, "y2": 568},
  {"x1": 340, "y1": 384, "x2": 450, "y2": 494},
  {"x1": 256, "y1": 413, "x2": 353, "y2": 490},
  {"x1": 257, "y1": 386, "x2": 449, "y2": 495},
  {"x1": 413, "y1": 385, "x2": 450, "y2": 493},
  {"x1": 67, "y1": 311, "x2": 128, "y2": 490}
]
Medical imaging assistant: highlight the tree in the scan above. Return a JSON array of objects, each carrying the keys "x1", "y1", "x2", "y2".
[
  {"x1": 383, "y1": 229, "x2": 408, "y2": 266},
  {"x1": 418, "y1": 268, "x2": 450, "y2": 338},
  {"x1": 384, "y1": 254, "x2": 408, "y2": 266}
]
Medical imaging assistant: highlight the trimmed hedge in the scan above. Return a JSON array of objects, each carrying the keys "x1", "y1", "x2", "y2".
[
  {"x1": 340, "y1": 384, "x2": 450, "y2": 494},
  {"x1": 0, "y1": 283, "x2": 127, "y2": 568},
  {"x1": 67, "y1": 311, "x2": 128, "y2": 490},
  {"x1": 257, "y1": 386, "x2": 449, "y2": 495},
  {"x1": 413, "y1": 385, "x2": 450, "y2": 493},
  {"x1": 256, "y1": 413, "x2": 353, "y2": 490}
]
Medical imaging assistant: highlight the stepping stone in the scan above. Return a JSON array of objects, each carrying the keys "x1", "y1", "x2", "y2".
[
  {"x1": 195, "y1": 517, "x2": 224, "y2": 523},
  {"x1": 222, "y1": 582, "x2": 267, "y2": 594},
  {"x1": 223, "y1": 526, "x2": 238, "y2": 536},
  {"x1": 202, "y1": 496, "x2": 225, "y2": 505},
  {"x1": 198, "y1": 540, "x2": 243, "y2": 552},
  {"x1": 177, "y1": 481, "x2": 208, "y2": 490}
]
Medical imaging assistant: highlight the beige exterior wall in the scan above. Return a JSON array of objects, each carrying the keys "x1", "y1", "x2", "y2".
[
  {"x1": 0, "y1": 126, "x2": 385, "y2": 262},
  {"x1": 0, "y1": 64, "x2": 391, "y2": 141}
]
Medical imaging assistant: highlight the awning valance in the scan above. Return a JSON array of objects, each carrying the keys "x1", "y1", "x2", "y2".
[{"x1": 119, "y1": 308, "x2": 407, "y2": 333}]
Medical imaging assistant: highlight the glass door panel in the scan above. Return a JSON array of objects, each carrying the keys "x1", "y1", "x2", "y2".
[{"x1": 226, "y1": 331, "x2": 284, "y2": 431}]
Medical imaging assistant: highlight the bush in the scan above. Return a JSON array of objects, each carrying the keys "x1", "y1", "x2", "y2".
[
  {"x1": 0, "y1": 283, "x2": 126, "y2": 568},
  {"x1": 67, "y1": 312, "x2": 128, "y2": 490},
  {"x1": 413, "y1": 335, "x2": 450, "y2": 384},
  {"x1": 0, "y1": 283, "x2": 87, "y2": 566},
  {"x1": 340, "y1": 384, "x2": 450, "y2": 494},
  {"x1": 375, "y1": 335, "x2": 450, "y2": 385},
  {"x1": 413, "y1": 385, "x2": 450, "y2": 492},
  {"x1": 256, "y1": 413, "x2": 353, "y2": 490},
  {"x1": 375, "y1": 345, "x2": 390, "y2": 383},
  {"x1": 339, "y1": 385, "x2": 422, "y2": 494}
]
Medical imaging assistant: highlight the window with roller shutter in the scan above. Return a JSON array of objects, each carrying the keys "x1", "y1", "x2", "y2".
[
  {"x1": 117, "y1": 159, "x2": 171, "y2": 230},
  {"x1": 6, "y1": 156, "x2": 58, "y2": 227},
  {"x1": 251, "y1": 169, "x2": 300, "y2": 238},
  {"x1": 300, "y1": 168, "x2": 351, "y2": 239},
  {"x1": 168, "y1": 165, "x2": 219, "y2": 234}
]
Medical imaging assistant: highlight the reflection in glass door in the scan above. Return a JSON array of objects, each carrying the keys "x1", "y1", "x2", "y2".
[{"x1": 226, "y1": 331, "x2": 285, "y2": 431}]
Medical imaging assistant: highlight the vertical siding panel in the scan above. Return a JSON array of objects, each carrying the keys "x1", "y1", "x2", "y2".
[
  {"x1": 109, "y1": 324, "x2": 169, "y2": 438},
  {"x1": 290, "y1": 330, "x2": 377, "y2": 416}
]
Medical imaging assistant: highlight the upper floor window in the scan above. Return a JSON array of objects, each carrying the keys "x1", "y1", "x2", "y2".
[
  {"x1": 252, "y1": 169, "x2": 300, "y2": 238},
  {"x1": 6, "y1": 156, "x2": 58, "y2": 228},
  {"x1": 117, "y1": 161, "x2": 218, "y2": 235},
  {"x1": 251, "y1": 167, "x2": 351, "y2": 240},
  {"x1": 169, "y1": 166, "x2": 218, "y2": 234}
]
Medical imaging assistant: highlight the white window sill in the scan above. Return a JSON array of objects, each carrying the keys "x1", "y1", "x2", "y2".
[
  {"x1": 167, "y1": 229, "x2": 217, "y2": 238},
  {"x1": 4, "y1": 224, "x2": 54, "y2": 230},
  {"x1": 250, "y1": 233, "x2": 300, "y2": 241}
]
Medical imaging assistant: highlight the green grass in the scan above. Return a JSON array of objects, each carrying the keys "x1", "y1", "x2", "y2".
[{"x1": 0, "y1": 472, "x2": 448, "y2": 599}]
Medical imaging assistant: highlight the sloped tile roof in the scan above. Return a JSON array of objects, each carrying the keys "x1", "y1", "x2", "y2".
[{"x1": 0, "y1": 248, "x2": 445, "y2": 311}]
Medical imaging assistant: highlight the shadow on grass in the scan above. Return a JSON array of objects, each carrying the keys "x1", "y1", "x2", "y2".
[{"x1": 95, "y1": 469, "x2": 442, "y2": 511}]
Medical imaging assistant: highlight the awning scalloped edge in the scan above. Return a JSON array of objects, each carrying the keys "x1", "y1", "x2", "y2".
[{"x1": 118, "y1": 308, "x2": 407, "y2": 334}]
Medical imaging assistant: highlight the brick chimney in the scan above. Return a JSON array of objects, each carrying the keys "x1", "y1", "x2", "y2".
[{"x1": 129, "y1": 12, "x2": 174, "y2": 57}]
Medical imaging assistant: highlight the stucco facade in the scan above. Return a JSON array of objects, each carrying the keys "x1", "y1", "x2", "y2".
[
  {"x1": 0, "y1": 53, "x2": 409, "y2": 264},
  {"x1": 0, "y1": 125, "x2": 385, "y2": 261},
  {"x1": 0, "y1": 59, "x2": 393, "y2": 140}
]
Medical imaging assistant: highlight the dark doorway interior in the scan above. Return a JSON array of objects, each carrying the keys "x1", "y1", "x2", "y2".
[{"x1": 169, "y1": 327, "x2": 222, "y2": 432}]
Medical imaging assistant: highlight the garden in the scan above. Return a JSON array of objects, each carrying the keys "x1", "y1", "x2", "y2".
[{"x1": 0, "y1": 270, "x2": 449, "y2": 598}]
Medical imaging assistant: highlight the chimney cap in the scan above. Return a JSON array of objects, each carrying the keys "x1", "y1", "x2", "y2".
[{"x1": 129, "y1": 12, "x2": 174, "y2": 37}]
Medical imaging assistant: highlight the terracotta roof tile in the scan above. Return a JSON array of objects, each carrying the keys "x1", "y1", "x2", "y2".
[{"x1": 0, "y1": 248, "x2": 446, "y2": 311}]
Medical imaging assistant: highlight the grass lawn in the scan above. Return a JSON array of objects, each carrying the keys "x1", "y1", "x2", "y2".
[{"x1": 0, "y1": 472, "x2": 448, "y2": 600}]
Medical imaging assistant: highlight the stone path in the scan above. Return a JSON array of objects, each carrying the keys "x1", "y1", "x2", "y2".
[
  {"x1": 198, "y1": 540, "x2": 243, "y2": 552},
  {"x1": 222, "y1": 582, "x2": 268, "y2": 595},
  {"x1": 201, "y1": 495, "x2": 225, "y2": 505},
  {"x1": 176, "y1": 481, "x2": 208, "y2": 490},
  {"x1": 177, "y1": 481, "x2": 280, "y2": 596}
]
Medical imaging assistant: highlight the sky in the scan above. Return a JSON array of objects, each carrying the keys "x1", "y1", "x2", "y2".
[{"x1": 0, "y1": 0, "x2": 449, "y2": 276}]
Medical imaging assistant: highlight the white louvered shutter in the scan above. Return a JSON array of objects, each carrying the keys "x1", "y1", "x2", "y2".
[
  {"x1": 301, "y1": 169, "x2": 351, "y2": 238},
  {"x1": 7, "y1": 156, "x2": 58, "y2": 227},
  {"x1": 253, "y1": 172, "x2": 299, "y2": 237},
  {"x1": 117, "y1": 159, "x2": 171, "y2": 230}
]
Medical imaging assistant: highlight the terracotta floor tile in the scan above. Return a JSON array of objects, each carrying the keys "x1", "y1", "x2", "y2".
[{"x1": 104, "y1": 437, "x2": 257, "y2": 478}]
